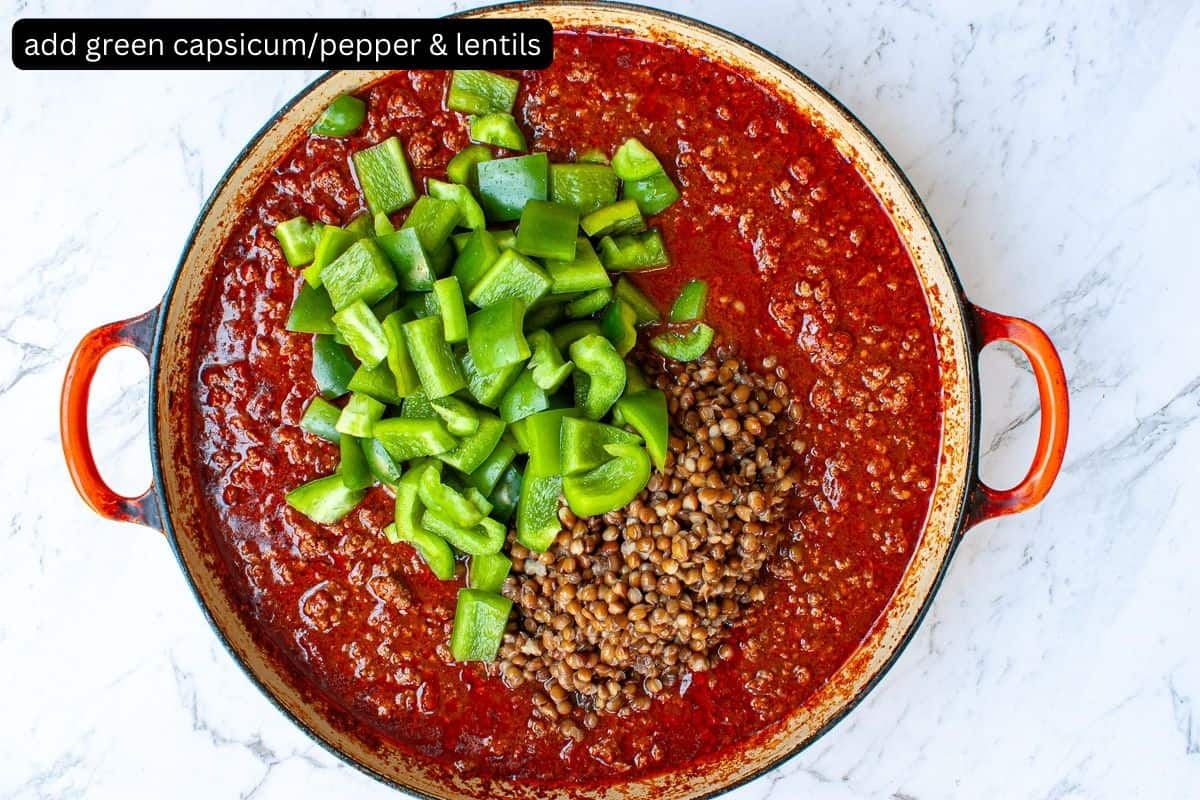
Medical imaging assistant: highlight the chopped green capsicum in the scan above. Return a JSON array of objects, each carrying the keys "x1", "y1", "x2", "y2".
[
  {"x1": 274, "y1": 216, "x2": 317, "y2": 267},
  {"x1": 599, "y1": 299, "x2": 638, "y2": 357},
  {"x1": 465, "y1": 439, "x2": 517, "y2": 495},
  {"x1": 287, "y1": 283, "x2": 337, "y2": 334},
  {"x1": 427, "y1": 178, "x2": 486, "y2": 231},
  {"x1": 475, "y1": 153, "x2": 548, "y2": 222},
  {"x1": 428, "y1": 277, "x2": 469, "y2": 343},
  {"x1": 321, "y1": 239, "x2": 399, "y2": 310},
  {"x1": 623, "y1": 169, "x2": 680, "y2": 216},
  {"x1": 525, "y1": 329, "x2": 574, "y2": 391},
  {"x1": 468, "y1": 248, "x2": 552, "y2": 308},
  {"x1": 549, "y1": 162, "x2": 619, "y2": 215},
  {"x1": 335, "y1": 393, "x2": 386, "y2": 438},
  {"x1": 347, "y1": 362, "x2": 403, "y2": 405},
  {"x1": 580, "y1": 198, "x2": 645, "y2": 237},
  {"x1": 361, "y1": 437, "x2": 404, "y2": 487},
  {"x1": 380, "y1": 311, "x2": 421, "y2": 397},
  {"x1": 376, "y1": 227, "x2": 438, "y2": 291},
  {"x1": 423, "y1": 511, "x2": 507, "y2": 556},
  {"x1": 312, "y1": 335, "x2": 357, "y2": 399},
  {"x1": 515, "y1": 200, "x2": 580, "y2": 262},
  {"x1": 311, "y1": 94, "x2": 366, "y2": 137},
  {"x1": 459, "y1": 345, "x2": 524, "y2": 408},
  {"x1": 352, "y1": 136, "x2": 416, "y2": 215},
  {"x1": 468, "y1": 553, "x2": 512, "y2": 593},
  {"x1": 373, "y1": 417, "x2": 457, "y2": 461},
  {"x1": 469, "y1": 112, "x2": 527, "y2": 152},
  {"x1": 438, "y1": 411, "x2": 506, "y2": 474},
  {"x1": 332, "y1": 299, "x2": 389, "y2": 368},
  {"x1": 467, "y1": 299, "x2": 530, "y2": 373},
  {"x1": 488, "y1": 463, "x2": 522, "y2": 524},
  {"x1": 286, "y1": 474, "x2": 364, "y2": 524},
  {"x1": 559, "y1": 417, "x2": 643, "y2": 476},
  {"x1": 598, "y1": 230, "x2": 669, "y2": 271},
  {"x1": 338, "y1": 435, "x2": 374, "y2": 491},
  {"x1": 669, "y1": 279, "x2": 708, "y2": 322},
  {"x1": 418, "y1": 467, "x2": 486, "y2": 527},
  {"x1": 402, "y1": 195, "x2": 461, "y2": 254},
  {"x1": 613, "y1": 277, "x2": 661, "y2": 325},
  {"x1": 615, "y1": 389, "x2": 668, "y2": 471},
  {"x1": 611, "y1": 138, "x2": 665, "y2": 181},
  {"x1": 299, "y1": 396, "x2": 341, "y2": 443},
  {"x1": 303, "y1": 224, "x2": 361, "y2": 287},
  {"x1": 566, "y1": 287, "x2": 613, "y2": 319},
  {"x1": 449, "y1": 588, "x2": 512, "y2": 661},
  {"x1": 545, "y1": 237, "x2": 610, "y2": 295},
  {"x1": 562, "y1": 442, "x2": 651, "y2": 517},
  {"x1": 447, "y1": 69, "x2": 520, "y2": 114},
  {"x1": 403, "y1": 315, "x2": 467, "y2": 398},
  {"x1": 650, "y1": 322, "x2": 715, "y2": 362},
  {"x1": 447, "y1": 144, "x2": 493, "y2": 185},
  {"x1": 570, "y1": 334, "x2": 626, "y2": 420},
  {"x1": 451, "y1": 228, "x2": 501, "y2": 293}
]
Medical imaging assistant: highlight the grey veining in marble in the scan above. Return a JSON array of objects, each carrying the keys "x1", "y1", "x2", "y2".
[{"x1": 4, "y1": 0, "x2": 1198, "y2": 797}]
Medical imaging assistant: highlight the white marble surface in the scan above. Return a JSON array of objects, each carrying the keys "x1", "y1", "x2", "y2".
[{"x1": 4, "y1": 0, "x2": 1198, "y2": 797}]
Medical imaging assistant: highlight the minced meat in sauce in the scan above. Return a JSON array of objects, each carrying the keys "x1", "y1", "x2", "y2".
[{"x1": 189, "y1": 30, "x2": 941, "y2": 788}]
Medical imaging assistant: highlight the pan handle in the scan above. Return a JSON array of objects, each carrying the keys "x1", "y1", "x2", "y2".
[
  {"x1": 965, "y1": 304, "x2": 1069, "y2": 530},
  {"x1": 60, "y1": 307, "x2": 163, "y2": 532}
]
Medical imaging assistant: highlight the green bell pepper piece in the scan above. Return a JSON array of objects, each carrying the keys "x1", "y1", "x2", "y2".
[
  {"x1": 419, "y1": 467, "x2": 486, "y2": 527},
  {"x1": 559, "y1": 417, "x2": 643, "y2": 476},
  {"x1": 492, "y1": 229, "x2": 517, "y2": 250},
  {"x1": 332, "y1": 299, "x2": 389, "y2": 368},
  {"x1": 569, "y1": 334, "x2": 626, "y2": 420},
  {"x1": 312, "y1": 335, "x2": 357, "y2": 399},
  {"x1": 403, "y1": 315, "x2": 467, "y2": 398},
  {"x1": 338, "y1": 435, "x2": 374, "y2": 491},
  {"x1": 448, "y1": 144, "x2": 493, "y2": 185},
  {"x1": 468, "y1": 249, "x2": 552, "y2": 308},
  {"x1": 562, "y1": 443, "x2": 650, "y2": 517},
  {"x1": 476, "y1": 153, "x2": 548, "y2": 222},
  {"x1": 347, "y1": 361, "x2": 403, "y2": 405},
  {"x1": 499, "y1": 369, "x2": 557, "y2": 424},
  {"x1": 624, "y1": 169, "x2": 680, "y2": 215},
  {"x1": 427, "y1": 178, "x2": 485, "y2": 231},
  {"x1": 598, "y1": 229, "x2": 669, "y2": 271},
  {"x1": 549, "y1": 163, "x2": 618, "y2": 216},
  {"x1": 373, "y1": 211, "x2": 395, "y2": 236},
  {"x1": 523, "y1": 298, "x2": 568, "y2": 331},
  {"x1": 464, "y1": 487, "x2": 493, "y2": 518},
  {"x1": 577, "y1": 148, "x2": 609, "y2": 164},
  {"x1": 611, "y1": 138, "x2": 665, "y2": 181},
  {"x1": 321, "y1": 239, "x2": 398, "y2": 310},
  {"x1": 465, "y1": 439, "x2": 517, "y2": 495},
  {"x1": 374, "y1": 417, "x2": 457, "y2": 460},
  {"x1": 402, "y1": 195, "x2": 461, "y2": 254},
  {"x1": 449, "y1": 588, "x2": 512, "y2": 661},
  {"x1": 303, "y1": 224, "x2": 362, "y2": 287},
  {"x1": 488, "y1": 464, "x2": 522, "y2": 524},
  {"x1": 447, "y1": 69, "x2": 520, "y2": 114},
  {"x1": 380, "y1": 311, "x2": 421, "y2": 397},
  {"x1": 430, "y1": 396, "x2": 480, "y2": 436},
  {"x1": 669, "y1": 279, "x2": 708, "y2": 322},
  {"x1": 517, "y1": 470, "x2": 563, "y2": 552},
  {"x1": 625, "y1": 362, "x2": 650, "y2": 394},
  {"x1": 299, "y1": 396, "x2": 341, "y2": 443},
  {"x1": 311, "y1": 94, "x2": 366, "y2": 137},
  {"x1": 362, "y1": 437, "x2": 403, "y2": 487},
  {"x1": 545, "y1": 237, "x2": 610, "y2": 294},
  {"x1": 468, "y1": 553, "x2": 512, "y2": 593},
  {"x1": 551, "y1": 320, "x2": 602, "y2": 351},
  {"x1": 287, "y1": 282, "x2": 337, "y2": 334},
  {"x1": 459, "y1": 345, "x2": 524, "y2": 408},
  {"x1": 599, "y1": 299, "x2": 638, "y2": 357},
  {"x1": 614, "y1": 277, "x2": 661, "y2": 325},
  {"x1": 286, "y1": 474, "x2": 364, "y2": 524},
  {"x1": 376, "y1": 228, "x2": 437, "y2": 291},
  {"x1": 469, "y1": 112, "x2": 526, "y2": 152},
  {"x1": 513, "y1": 408, "x2": 580, "y2": 474},
  {"x1": 274, "y1": 216, "x2": 316, "y2": 267},
  {"x1": 514, "y1": 200, "x2": 580, "y2": 262},
  {"x1": 567, "y1": 287, "x2": 613, "y2": 319},
  {"x1": 389, "y1": 463, "x2": 456, "y2": 580},
  {"x1": 650, "y1": 322, "x2": 715, "y2": 362},
  {"x1": 335, "y1": 393, "x2": 385, "y2": 438},
  {"x1": 425, "y1": 277, "x2": 469, "y2": 343},
  {"x1": 581, "y1": 199, "x2": 645, "y2": 237},
  {"x1": 352, "y1": 136, "x2": 416, "y2": 215},
  {"x1": 437, "y1": 412, "x2": 506, "y2": 474},
  {"x1": 424, "y1": 512, "x2": 506, "y2": 557},
  {"x1": 401, "y1": 388, "x2": 437, "y2": 419},
  {"x1": 467, "y1": 299, "x2": 530, "y2": 373},
  {"x1": 371, "y1": 292, "x2": 400, "y2": 320},
  {"x1": 345, "y1": 213, "x2": 374, "y2": 238},
  {"x1": 525, "y1": 329, "x2": 574, "y2": 391},
  {"x1": 451, "y1": 228, "x2": 500, "y2": 293}
]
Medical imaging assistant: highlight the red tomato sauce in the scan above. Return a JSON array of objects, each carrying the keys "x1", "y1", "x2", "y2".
[{"x1": 187, "y1": 30, "x2": 942, "y2": 789}]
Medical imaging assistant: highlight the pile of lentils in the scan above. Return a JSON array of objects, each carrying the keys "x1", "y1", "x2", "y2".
[{"x1": 496, "y1": 342, "x2": 800, "y2": 740}]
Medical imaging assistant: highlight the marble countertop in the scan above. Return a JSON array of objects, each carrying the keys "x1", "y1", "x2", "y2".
[{"x1": 4, "y1": 0, "x2": 1198, "y2": 797}]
